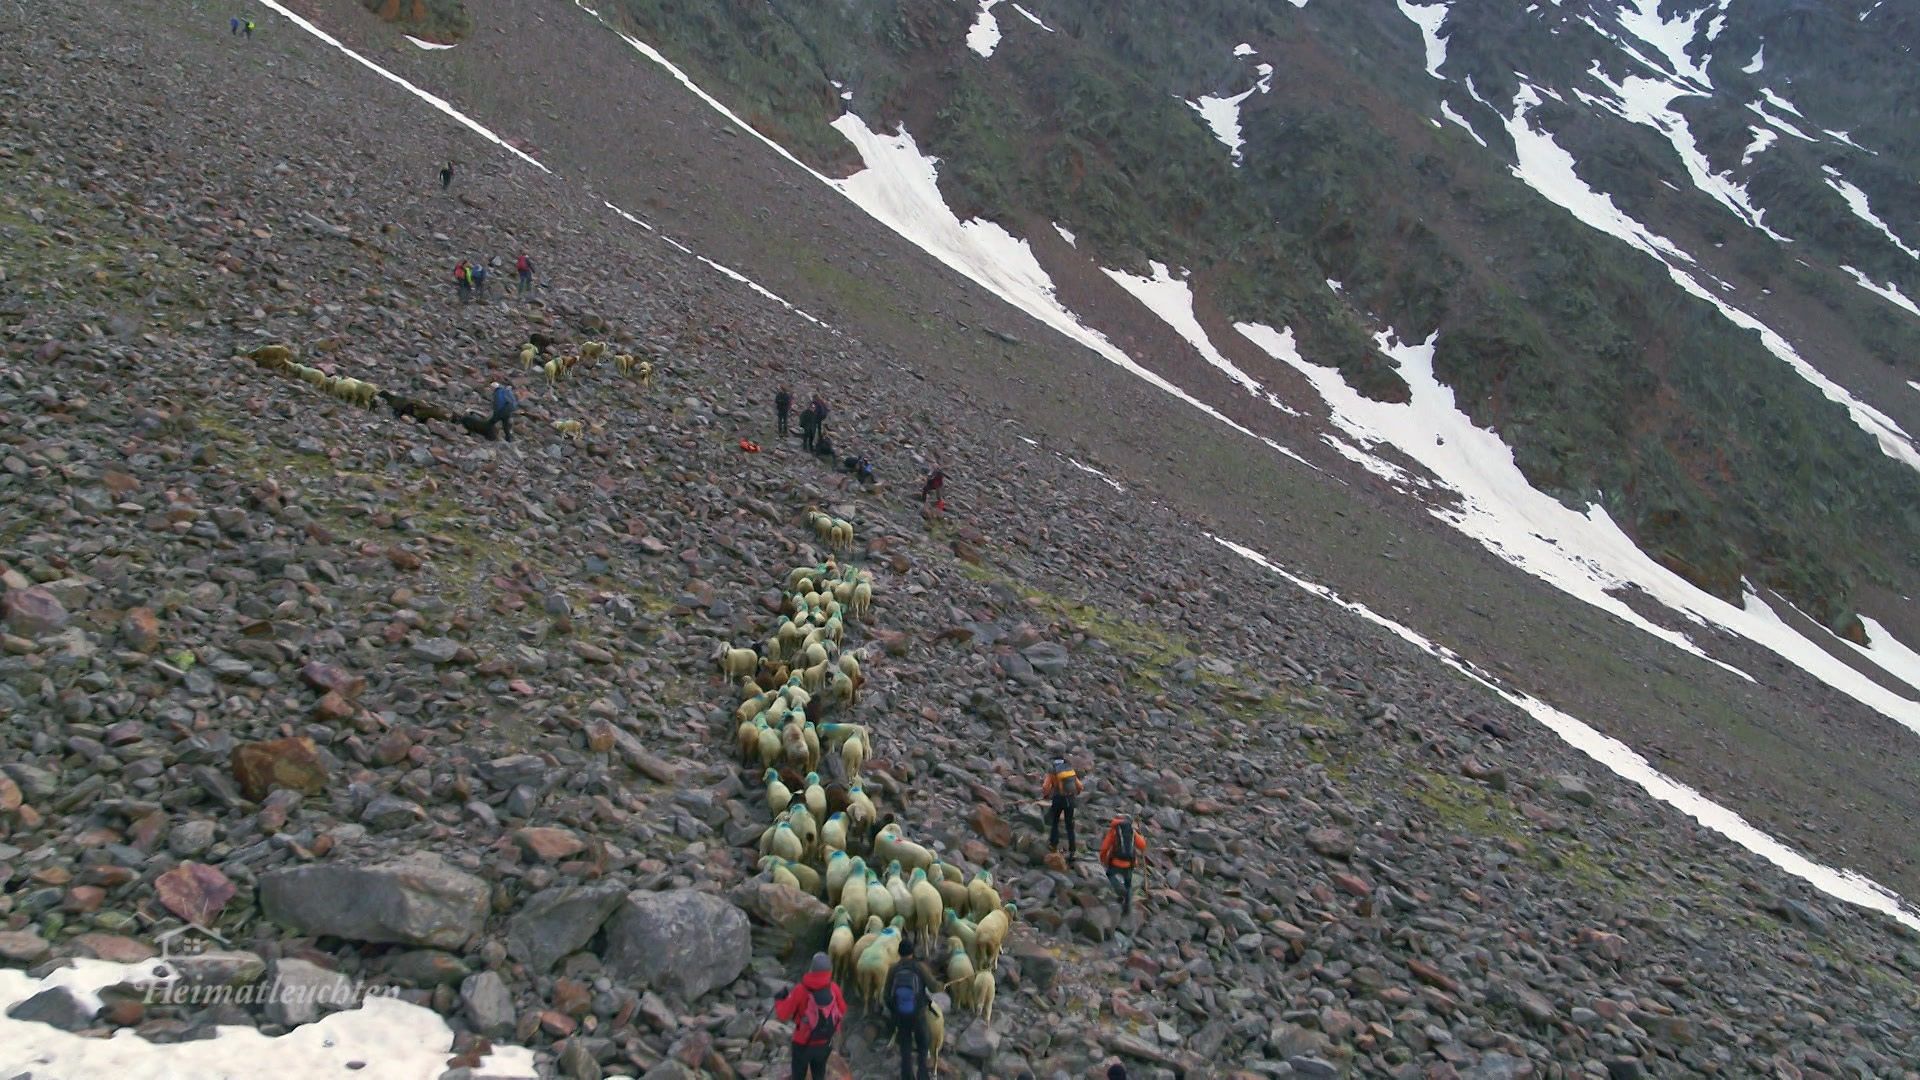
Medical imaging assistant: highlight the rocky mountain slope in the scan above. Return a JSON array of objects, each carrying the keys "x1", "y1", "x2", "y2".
[{"x1": 2, "y1": 1, "x2": 1920, "y2": 1079}]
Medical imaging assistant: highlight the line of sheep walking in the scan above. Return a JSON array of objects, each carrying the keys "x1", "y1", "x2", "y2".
[
  {"x1": 243, "y1": 344, "x2": 382, "y2": 407},
  {"x1": 522, "y1": 337, "x2": 652, "y2": 389},
  {"x1": 721, "y1": 514, "x2": 1011, "y2": 1069}
]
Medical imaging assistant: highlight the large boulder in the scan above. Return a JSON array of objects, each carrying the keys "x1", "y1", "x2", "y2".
[
  {"x1": 507, "y1": 884, "x2": 627, "y2": 973},
  {"x1": 259, "y1": 853, "x2": 488, "y2": 949},
  {"x1": 603, "y1": 889, "x2": 749, "y2": 1002},
  {"x1": 2, "y1": 586, "x2": 69, "y2": 637},
  {"x1": 728, "y1": 880, "x2": 832, "y2": 945}
]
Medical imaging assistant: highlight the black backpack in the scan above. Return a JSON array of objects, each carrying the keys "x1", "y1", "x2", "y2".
[
  {"x1": 799, "y1": 984, "x2": 841, "y2": 1045},
  {"x1": 888, "y1": 965, "x2": 924, "y2": 1018},
  {"x1": 1111, "y1": 819, "x2": 1137, "y2": 867}
]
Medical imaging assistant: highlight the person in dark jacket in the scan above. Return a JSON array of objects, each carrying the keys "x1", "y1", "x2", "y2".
[
  {"x1": 231, "y1": 16, "x2": 240, "y2": 34},
  {"x1": 775, "y1": 387, "x2": 793, "y2": 437},
  {"x1": 487, "y1": 381, "x2": 518, "y2": 442},
  {"x1": 441, "y1": 162, "x2": 454, "y2": 189},
  {"x1": 798, "y1": 403, "x2": 820, "y2": 452},
  {"x1": 884, "y1": 939, "x2": 935, "y2": 1080},
  {"x1": 771, "y1": 953, "x2": 846, "y2": 1080},
  {"x1": 920, "y1": 465, "x2": 945, "y2": 506}
]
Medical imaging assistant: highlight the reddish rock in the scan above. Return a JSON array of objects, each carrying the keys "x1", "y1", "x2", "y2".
[
  {"x1": 312, "y1": 690, "x2": 355, "y2": 721},
  {"x1": 514, "y1": 827, "x2": 585, "y2": 863},
  {"x1": 0, "y1": 773, "x2": 20, "y2": 814},
  {"x1": 155, "y1": 862, "x2": 237, "y2": 926},
  {"x1": 102, "y1": 998, "x2": 145, "y2": 1027},
  {"x1": 962, "y1": 839, "x2": 992, "y2": 866},
  {"x1": 387, "y1": 546, "x2": 423, "y2": 571},
  {"x1": 371, "y1": 730, "x2": 413, "y2": 766},
  {"x1": 120, "y1": 607, "x2": 160, "y2": 651},
  {"x1": 299, "y1": 662, "x2": 365, "y2": 699},
  {"x1": 102, "y1": 470, "x2": 140, "y2": 495},
  {"x1": 0, "y1": 930, "x2": 51, "y2": 965},
  {"x1": 538, "y1": 1010, "x2": 577, "y2": 1038},
  {"x1": 63, "y1": 885, "x2": 106, "y2": 914},
  {"x1": 230, "y1": 737, "x2": 330, "y2": 801},
  {"x1": 2, "y1": 586, "x2": 69, "y2": 636},
  {"x1": 1408, "y1": 958, "x2": 1461, "y2": 995},
  {"x1": 1331, "y1": 872, "x2": 1372, "y2": 897},
  {"x1": 71, "y1": 933, "x2": 156, "y2": 963},
  {"x1": 552, "y1": 977, "x2": 592, "y2": 1017},
  {"x1": 968, "y1": 804, "x2": 1014, "y2": 848},
  {"x1": 1042, "y1": 851, "x2": 1069, "y2": 873}
]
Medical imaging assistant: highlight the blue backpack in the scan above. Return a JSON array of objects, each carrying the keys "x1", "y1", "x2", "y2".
[
  {"x1": 493, "y1": 386, "x2": 517, "y2": 415},
  {"x1": 889, "y1": 965, "x2": 924, "y2": 1018}
]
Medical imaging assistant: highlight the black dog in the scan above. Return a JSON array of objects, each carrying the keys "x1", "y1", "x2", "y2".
[
  {"x1": 456, "y1": 411, "x2": 498, "y2": 440},
  {"x1": 381, "y1": 391, "x2": 452, "y2": 425}
]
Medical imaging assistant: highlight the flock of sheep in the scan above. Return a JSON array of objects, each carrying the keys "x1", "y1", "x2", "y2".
[
  {"x1": 725, "y1": 514, "x2": 1012, "y2": 1071},
  {"x1": 238, "y1": 336, "x2": 655, "y2": 443}
]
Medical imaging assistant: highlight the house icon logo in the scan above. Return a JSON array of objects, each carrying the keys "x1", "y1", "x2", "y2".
[{"x1": 153, "y1": 924, "x2": 229, "y2": 975}]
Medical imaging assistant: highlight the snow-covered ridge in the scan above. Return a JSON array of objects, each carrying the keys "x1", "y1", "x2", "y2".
[
  {"x1": 1213, "y1": 536, "x2": 1920, "y2": 935},
  {"x1": 1397, "y1": 0, "x2": 1451, "y2": 80},
  {"x1": 1104, "y1": 261, "x2": 1299, "y2": 417},
  {"x1": 1824, "y1": 167, "x2": 1920, "y2": 261}
]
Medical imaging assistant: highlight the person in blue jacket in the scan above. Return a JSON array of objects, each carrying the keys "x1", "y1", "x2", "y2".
[{"x1": 487, "y1": 381, "x2": 518, "y2": 442}]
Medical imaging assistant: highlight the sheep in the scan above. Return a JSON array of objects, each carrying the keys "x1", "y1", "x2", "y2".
[
  {"x1": 580, "y1": 340, "x2": 606, "y2": 363},
  {"x1": 808, "y1": 511, "x2": 835, "y2": 545},
  {"x1": 971, "y1": 903, "x2": 1014, "y2": 974},
  {"x1": 828, "y1": 670, "x2": 856, "y2": 708},
  {"x1": 331, "y1": 378, "x2": 379, "y2": 407},
  {"x1": 755, "y1": 720, "x2": 782, "y2": 769},
  {"x1": 840, "y1": 730, "x2": 867, "y2": 777},
  {"x1": 763, "y1": 858, "x2": 802, "y2": 892},
  {"x1": 846, "y1": 781, "x2": 876, "y2": 836},
  {"x1": 967, "y1": 871, "x2": 1001, "y2": 920},
  {"x1": 854, "y1": 926, "x2": 903, "y2": 1007},
  {"x1": 762, "y1": 820, "x2": 804, "y2": 863},
  {"x1": 719, "y1": 646, "x2": 758, "y2": 680},
  {"x1": 552, "y1": 419, "x2": 584, "y2": 440},
  {"x1": 841, "y1": 869, "x2": 870, "y2": 930},
  {"x1": 613, "y1": 352, "x2": 636, "y2": 374},
  {"x1": 822, "y1": 811, "x2": 849, "y2": 854},
  {"x1": 830, "y1": 519, "x2": 854, "y2": 552},
  {"x1": 762, "y1": 856, "x2": 820, "y2": 895},
  {"x1": 864, "y1": 871, "x2": 896, "y2": 924},
  {"x1": 249, "y1": 344, "x2": 295, "y2": 366},
  {"x1": 543, "y1": 358, "x2": 563, "y2": 384},
  {"x1": 927, "y1": 998, "x2": 946, "y2": 1077},
  {"x1": 884, "y1": 862, "x2": 914, "y2": 921},
  {"x1": 942, "y1": 910, "x2": 976, "y2": 963},
  {"x1": 909, "y1": 868, "x2": 944, "y2": 952},
  {"x1": 851, "y1": 581, "x2": 873, "y2": 620},
  {"x1": 519, "y1": 343, "x2": 539, "y2": 367},
  {"x1": 802, "y1": 660, "x2": 831, "y2": 694},
  {"x1": 873, "y1": 823, "x2": 934, "y2": 874},
  {"x1": 825, "y1": 850, "x2": 855, "y2": 900},
  {"x1": 764, "y1": 768, "x2": 792, "y2": 818},
  {"x1": 294, "y1": 364, "x2": 331, "y2": 389},
  {"x1": 942, "y1": 936, "x2": 976, "y2": 1008},
  {"x1": 828, "y1": 907, "x2": 855, "y2": 984},
  {"x1": 970, "y1": 970, "x2": 996, "y2": 1027},
  {"x1": 637, "y1": 360, "x2": 654, "y2": 388}
]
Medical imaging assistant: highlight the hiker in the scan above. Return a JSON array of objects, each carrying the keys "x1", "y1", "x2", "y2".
[
  {"x1": 846, "y1": 454, "x2": 875, "y2": 486},
  {"x1": 454, "y1": 260, "x2": 472, "y2": 303},
  {"x1": 471, "y1": 263, "x2": 488, "y2": 299},
  {"x1": 814, "y1": 430, "x2": 835, "y2": 461},
  {"x1": 487, "y1": 381, "x2": 518, "y2": 442},
  {"x1": 516, "y1": 253, "x2": 534, "y2": 294},
  {"x1": 810, "y1": 393, "x2": 829, "y2": 433},
  {"x1": 770, "y1": 953, "x2": 846, "y2": 1080},
  {"x1": 441, "y1": 162, "x2": 454, "y2": 189},
  {"x1": 230, "y1": 16, "x2": 240, "y2": 35},
  {"x1": 1099, "y1": 813, "x2": 1147, "y2": 917},
  {"x1": 775, "y1": 387, "x2": 793, "y2": 437},
  {"x1": 919, "y1": 465, "x2": 945, "y2": 506},
  {"x1": 798, "y1": 403, "x2": 820, "y2": 453},
  {"x1": 1042, "y1": 757, "x2": 1083, "y2": 857},
  {"x1": 885, "y1": 938, "x2": 935, "y2": 1080},
  {"x1": 244, "y1": 18, "x2": 254, "y2": 37}
]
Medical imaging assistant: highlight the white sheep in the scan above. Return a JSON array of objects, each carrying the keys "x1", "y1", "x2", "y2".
[
  {"x1": 851, "y1": 581, "x2": 872, "y2": 620},
  {"x1": 519, "y1": 343, "x2": 539, "y2": 367},
  {"x1": 552, "y1": 419, "x2": 584, "y2": 440},
  {"x1": 580, "y1": 341, "x2": 607, "y2": 363},
  {"x1": 719, "y1": 646, "x2": 758, "y2": 680}
]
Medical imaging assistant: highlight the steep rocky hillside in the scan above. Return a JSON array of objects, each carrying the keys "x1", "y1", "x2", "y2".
[
  {"x1": 606, "y1": 0, "x2": 1920, "y2": 636},
  {"x1": 3, "y1": 2, "x2": 1920, "y2": 1079}
]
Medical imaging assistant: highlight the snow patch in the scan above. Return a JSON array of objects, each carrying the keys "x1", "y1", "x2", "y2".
[
  {"x1": 254, "y1": 0, "x2": 548, "y2": 173},
  {"x1": 696, "y1": 255, "x2": 827, "y2": 327},
  {"x1": 1614, "y1": 0, "x2": 1712, "y2": 88},
  {"x1": 1326, "y1": 279, "x2": 1344, "y2": 293},
  {"x1": 1747, "y1": 99, "x2": 1818, "y2": 142},
  {"x1": 1188, "y1": 89, "x2": 1257, "y2": 165},
  {"x1": 1212, "y1": 536, "x2": 1920, "y2": 935},
  {"x1": 1065, "y1": 457, "x2": 1125, "y2": 491},
  {"x1": 0, "y1": 959, "x2": 538, "y2": 1079},
  {"x1": 1104, "y1": 262, "x2": 1301, "y2": 416},
  {"x1": 1842, "y1": 266, "x2": 1920, "y2": 318},
  {"x1": 967, "y1": 0, "x2": 1003, "y2": 58},
  {"x1": 1757, "y1": 86, "x2": 1803, "y2": 116},
  {"x1": 402, "y1": 35, "x2": 456, "y2": 50},
  {"x1": 1234, "y1": 42, "x2": 1256, "y2": 56},
  {"x1": 1439, "y1": 99, "x2": 1487, "y2": 147},
  {"x1": 1010, "y1": 4, "x2": 1054, "y2": 32},
  {"x1": 1397, "y1": 0, "x2": 1451, "y2": 80},
  {"x1": 1236, "y1": 322, "x2": 1920, "y2": 741},
  {"x1": 1740, "y1": 126, "x2": 1776, "y2": 166},
  {"x1": 1742, "y1": 43, "x2": 1764, "y2": 73},
  {"x1": 1053, "y1": 223, "x2": 1076, "y2": 247},
  {"x1": 1856, "y1": 615, "x2": 1920, "y2": 693},
  {"x1": 1825, "y1": 168, "x2": 1920, "y2": 260}
]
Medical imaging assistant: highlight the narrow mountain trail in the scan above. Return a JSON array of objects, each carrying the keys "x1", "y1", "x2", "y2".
[{"x1": 0, "y1": 2, "x2": 1918, "y2": 1079}]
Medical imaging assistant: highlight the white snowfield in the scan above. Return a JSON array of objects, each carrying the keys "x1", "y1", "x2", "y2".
[
  {"x1": 1397, "y1": 0, "x2": 1451, "y2": 79},
  {"x1": 1212, "y1": 536, "x2": 1920, "y2": 936},
  {"x1": 0, "y1": 959, "x2": 536, "y2": 1080},
  {"x1": 967, "y1": 0, "x2": 1002, "y2": 58},
  {"x1": 1843, "y1": 266, "x2": 1920, "y2": 318},
  {"x1": 1188, "y1": 60, "x2": 1271, "y2": 166},
  {"x1": 1104, "y1": 261, "x2": 1300, "y2": 417}
]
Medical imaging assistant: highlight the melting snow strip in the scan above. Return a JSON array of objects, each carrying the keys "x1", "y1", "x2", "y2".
[
  {"x1": 1439, "y1": 100, "x2": 1487, "y2": 147},
  {"x1": 1842, "y1": 266, "x2": 1920, "y2": 318},
  {"x1": 1010, "y1": 4, "x2": 1053, "y2": 32},
  {"x1": 1396, "y1": 0, "x2": 1451, "y2": 80},
  {"x1": 1105, "y1": 261, "x2": 1302, "y2": 416},
  {"x1": 1740, "y1": 126, "x2": 1776, "y2": 166},
  {"x1": 967, "y1": 0, "x2": 1003, "y2": 57},
  {"x1": 1823, "y1": 168, "x2": 1920, "y2": 260},
  {"x1": 1742, "y1": 43, "x2": 1763, "y2": 73},
  {"x1": 251, "y1": 0, "x2": 549, "y2": 173},
  {"x1": 403, "y1": 34, "x2": 456, "y2": 50},
  {"x1": 697, "y1": 255, "x2": 828, "y2": 327},
  {"x1": 1052, "y1": 223, "x2": 1076, "y2": 247},
  {"x1": 1211, "y1": 536, "x2": 1920, "y2": 935}
]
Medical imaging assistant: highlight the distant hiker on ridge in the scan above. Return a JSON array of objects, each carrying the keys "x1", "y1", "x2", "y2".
[
  {"x1": 441, "y1": 161, "x2": 454, "y2": 189},
  {"x1": 775, "y1": 387, "x2": 793, "y2": 438},
  {"x1": 920, "y1": 464, "x2": 945, "y2": 508},
  {"x1": 471, "y1": 262, "x2": 488, "y2": 299}
]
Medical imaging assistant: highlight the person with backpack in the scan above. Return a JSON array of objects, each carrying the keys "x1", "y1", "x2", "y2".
[
  {"x1": 471, "y1": 263, "x2": 488, "y2": 299},
  {"x1": 516, "y1": 253, "x2": 534, "y2": 294},
  {"x1": 771, "y1": 953, "x2": 846, "y2": 1080},
  {"x1": 798, "y1": 403, "x2": 820, "y2": 453},
  {"x1": 1042, "y1": 757, "x2": 1083, "y2": 858},
  {"x1": 775, "y1": 387, "x2": 793, "y2": 437},
  {"x1": 1100, "y1": 813, "x2": 1147, "y2": 917},
  {"x1": 441, "y1": 162, "x2": 455, "y2": 190},
  {"x1": 885, "y1": 938, "x2": 934, "y2": 1080},
  {"x1": 454, "y1": 260, "x2": 472, "y2": 304},
  {"x1": 487, "y1": 381, "x2": 518, "y2": 442},
  {"x1": 244, "y1": 18, "x2": 254, "y2": 37},
  {"x1": 919, "y1": 465, "x2": 945, "y2": 507}
]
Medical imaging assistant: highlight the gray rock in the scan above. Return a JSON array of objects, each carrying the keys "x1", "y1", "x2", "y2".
[
  {"x1": 2, "y1": 586, "x2": 70, "y2": 637},
  {"x1": 168, "y1": 819, "x2": 218, "y2": 857},
  {"x1": 1305, "y1": 827, "x2": 1354, "y2": 859},
  {"x1": 411, "y1": 637, "x2": 461, "y2": 664},
  {"x1": 638, "y1": 1063, "x2": 695, "y2": 1080},
  {"x1": 559, "y1": 1038, "x2": 602, "y2": 1080},
  {"x1": 6, "y1": 986, "x2": 98, "y2": 1030},
  {"x1": 955, "y1": 1017, "x2": 1002, "y2": 1062},
  {"x1": 361, "y1": 794, "x2": 423, "y2": 830},
  {"x1": 507, "y1": 885, "x2": 627, "y2": 973},
  {"x1": 1551, "y1": 773, "x2": 1595, "y2": 807},
  {"x1": 728, "y1": 879, "x2": 832, "y2": 944},
  {"x1": 1462, "y1": 1053, "x2": 1534, "y2": 1080},
  {"x1": 603, "y1": 889, "x2": 750, "y2": 1002},
  {"x1": 1022, "y1": 641, "x2": 1071, "y2": 675},
  {"x1": 265, "y1": 957, "x2": 355, "y2": 1027},
  {"x1": 476, "y1": 754, "x2": 549, "y2": 792},
  {"x1": 259, "y1": 852, "x2": 489, "y2": 948},
  {"x1": 3, "y1": 763, "x2": 60, "y2": 803},
  {"x1": 166, "y1": 950, "x2": 267, "y2": 988},
  {"x1": 1288, "y1": 1057, "x2": 1339, "y2": 1080},
  {"x1": 460, "y1": 970, "x2": 516, "y2": 1037}
]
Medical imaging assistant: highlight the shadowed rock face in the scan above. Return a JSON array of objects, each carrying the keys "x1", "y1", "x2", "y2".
[
  {"x1": 602, "y1": 889, "x2": 751, "y2": 1001},
  {"x1": 259, "y1": 854, "x2": 490, "y2": 949}
]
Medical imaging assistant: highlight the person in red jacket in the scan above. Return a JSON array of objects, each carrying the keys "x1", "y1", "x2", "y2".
[
  {"x1": 771, "y1": 953, "x2": 846, "y2": 1080},
  {"x1": 1100, "y1": 813, "x2": 1148, "y2": 917}
]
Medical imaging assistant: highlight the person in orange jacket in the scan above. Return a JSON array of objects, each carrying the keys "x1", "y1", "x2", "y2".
[
  {"x1": 1099, "y1": 813, "x2": 1147, "y2": 917},
  {"x1": 770, "y1": 953, "x2": 846, "y2": 1080},
  {"x1": 1041, "y1": 757, "x2": 1083, "y2": 857}
]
